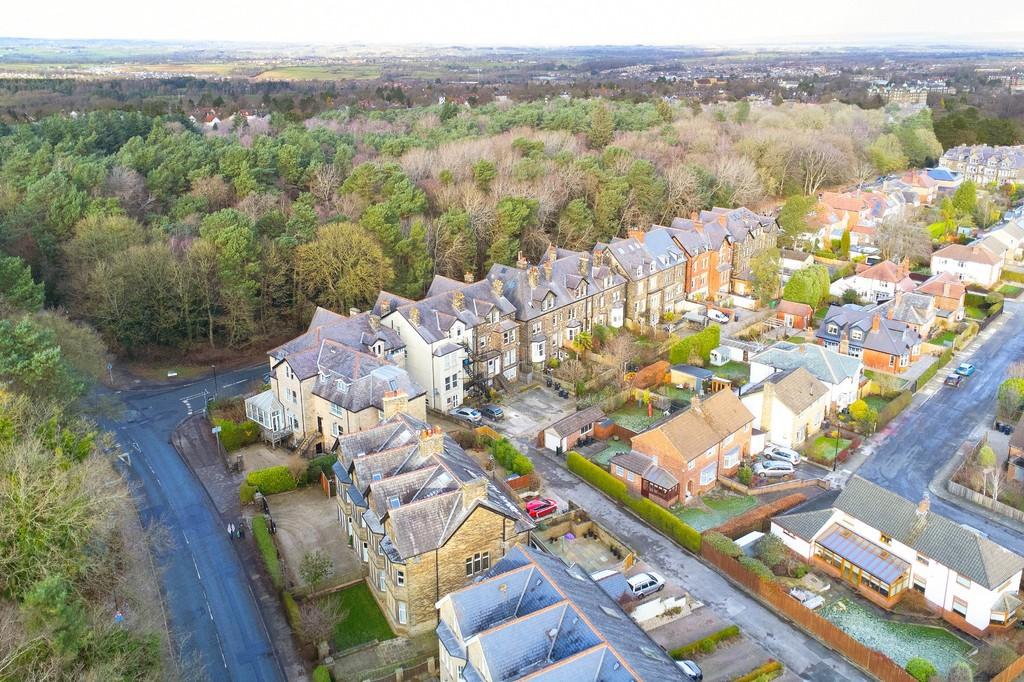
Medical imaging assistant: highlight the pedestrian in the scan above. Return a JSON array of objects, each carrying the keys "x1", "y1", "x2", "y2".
[{"x1": 228, "y1": 522, "x2": 235, "y2": 538}]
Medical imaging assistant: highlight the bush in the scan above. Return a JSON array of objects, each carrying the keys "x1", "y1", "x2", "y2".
[
  {"x1": 905, "y1": 657, "x2": 937, "y2": 682},
  {"x1": 491, "y1": 438, "x2": 533, "y2": 475},
  {"x1": 782, "y1": 265, "x2": 829, "y2": 308},
  {"x1": 737, "y1": 464, "x2": 753, "y2": 486},
  {"x1": 714, "y1": 493, "x2": 807, "y2": 538},
  {"x1": 312, "y1": 665, "x2": 332, "y2": 682},
  {"x1": 981, "y1": 644, "x2": 1018, "y2": 676},
  {"x1": 754, "y1": 534, "x2": 787, "y2": 570},
  {"x1": 738, "y1": 556, "x2": 775, "y2": 581},
  {"x1": 946, "y1": 661, "x2": 972, "y2": 682},
  {"x1": 669, "y1": 624, "x2": 741, "y2": 659},
  {"x1": 281, "y1": 590, "x2": 300, "y2": 630},
  {"x1": 1004, "y1": 269, "x2": 1024, "y2": 283},
  {"x1": 246, "y1": 465, "x2": 298, "y2": 495},
  {"x1": 252, "y1": 516, "x2": 284, "y2": 590},
  {"x1": 917, "y1": 346, "x2": 953, "y2": 388},
  {"x1": 566, "y1": 452, "x2": 701, "y2": 552},
  {"x1": 239, "y1": 481, "x2": 257, "y2": 505},
  {"x1": 703, "y1": 531, "x2": 742, "y2": 558},
  {"x1": 876, "y1": 390, "x2": 912, "y2": 427},
  {"x1": 668, "y1": 326, "x2": 721, "y2": 366},
  {"x1": 213, "y1": 418, "x2": 261, "y2": 452},
  {"x1": 305, "y1": 455, "x2": 336, "y2": 486},
  {"x1": 733, "y1": 660, "x2": 783, "y2": 682},
  {"x1": 791, "y1": 563, "x2": 809, "y2": 578}
]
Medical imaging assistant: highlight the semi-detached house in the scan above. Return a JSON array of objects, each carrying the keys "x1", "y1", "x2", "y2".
[{"x1": 816, "y1": 304, "x2": 922, "y2": 374}]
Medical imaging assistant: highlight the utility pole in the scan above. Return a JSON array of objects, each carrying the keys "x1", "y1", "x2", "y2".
[{"x1": 211, "y1": 364, "x2": 219, "y2": 395}]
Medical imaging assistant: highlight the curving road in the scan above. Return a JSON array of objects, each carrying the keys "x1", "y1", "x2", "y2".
[
  {"x1": 857, "y1": 299, "x2": 1024, "y2": 554},
  {"x1": 102, "y1": 364, "x2": 284, "y2": 682}
]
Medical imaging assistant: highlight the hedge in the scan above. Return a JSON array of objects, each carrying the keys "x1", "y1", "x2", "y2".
[
  {"x1": 239, "y1": 481, "x2": 257, "y2": 505},
  {"x1": 491, "y1": 438, "x2": 533, "y2": 475},
  {"x1": 738, "y1": 556, "x2": 775, "y2": 581},
  {"x1": 252, "y1": 516, "x2": 284, "y2": 590},
  {"x1": 703, "y1": 531, "x2": 742, "y2": 558},
  {"x1": 213, "y1": 418, "x2": 261, "y2": 452},
  {"x1": 669, "y1": 624, "x2": 741, "y2": 659},
  {"x1": 281, "y1": 589, "x2": 300, "y2": 631},
  {"x1": 305, "y1": 455, "x2": 336, "y2": 486},
  {"x1": 733, "y1": 660, "x2": 783, "y2": 682},
  {"x1": 713, "y1": 493, "x2": 808, "y2": 538},
  {"x1": 876, "y1": 389, "x2": 913, "y2": 427},
  {"x1": 916, "y1": 346, "x2": 954, "y2": 389},
  {"x1": 1003, "y1": 269, "x2": 1024, "y2": 283},
  {"x1": 566, "y1": 452, "x2": 701, "y2": 552},
  {"x1": 669, "y1": 325, "x2": 721, "y2": 366},
  {"x1": 906, "y1": 657, "x2": 937, "y2": 682},
  {"x1": 246, "y1": 465, "x2": 298, "y2": 495},
  {"x1": 312, "y1": 666, "x2": 332, "y2": 682}
]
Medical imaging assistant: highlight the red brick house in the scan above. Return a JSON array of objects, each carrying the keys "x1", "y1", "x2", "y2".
[
  {"x1": 815, "y1": 304, "x2": 922, "y2": 374},
  {"x1": 669, "y1": 213, "x2": 734, "y2": 302},
  {"x1": 628, "y1": 390, "x2": 754, "y2": 503},
  {"x1": 775, "y1": 300, "x2": 813, "y2": 330}
]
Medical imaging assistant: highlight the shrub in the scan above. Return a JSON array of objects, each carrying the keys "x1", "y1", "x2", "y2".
[
  {"x1": 246, "y1": 465, "x2": 298, "y2": 495},
  {"x1": 668, "y1": 326, "x2": 720, "y2": 366},
  {"x1": 281, "y1": 590, "x2": 301, "y2": 630},
  {"x1": 252, "y1": 516, "x2": 284, "y2": 590},
  {"x1": 491, "y1": 438, "x2": 533, "y2": 475},
  {"x1": 737, "y1": 465, "x2": 753, "y2": 486},
  {"x1": 791, "y1": 563, "x2": 809, "y2": 578},
  {"x1": 876, "y1": 390, "x2": 912, "y2": 427},
  {"x1": 946, "y1": 661, "x2": 972, "y2": 682},
  {"x1": 305, "y1": 455, "x2": 336, "y2": 486},
  {"x1": 754, "y1": 534, "x2": 787, "y2": 570},
  {"x1": 905, "y1": 657, "x2": 937, "y2": 682},
  {"x1": 566, "y1": 452, "x2": 701, "y2": 552},
  {"x1": 738, "y1": 556, "x2": 775, "y2": 581},
  {"x1": 1004, "y1": 269, "x2": 1024, "y2": 283},
  {"x1": 668, "y1": 624, "x2": 741, "y2": 659},
  {"x1": 714, "y1": 493, "x2": 807, "y2": 538},
  {"x1": 239, "y1": 481, "x2": 257, "y2": 505},
  {"x1": 980, "y1": 644, "x2": 1018, "y2": 676},
  {"x1": 213, "y1": 418, "x2": 261, "y2": 452},
  {"x1": 312, "y1": 665, "x2": 332, "y2": 682},
  {"x1": 703, "y1": 531, "x2": 742, "y2": 558},
  {"x1": 733, "y1": 660, "x2": 783, "y2": 682},
  {"x1": 300, "y1": 550, "x2": 334, "y2": 587}
]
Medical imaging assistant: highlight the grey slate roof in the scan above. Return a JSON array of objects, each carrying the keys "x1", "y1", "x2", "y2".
[
  {"x1": 439, "y1": 545, "x2": 686, "y2": 681},
  {"x1": 544, "y1": 406, "x2": 606, "y2": 438},
  {"x1": 816, "y1": 304, "x2": 921, "y2": 356},
  {"x1": 775, "y1": 476, "x2": 1024, "y2": 589},
  {"x1": 882, "y1": 293, "x2": 935, "y2": 327},
  {"x1": 311, "y1": 343, "x2": 425, "y2": 413},
  {"x1": 609, "y1": 449, "x2": 656, "y2": 474},
  {"x1": 751, "y1": 342, "x2": 861, "y2": 386},
  {"x1": 270, "y1": 307, "x2": 405, "y2": 365},
  {"x1": 391, "y1": 276, "x2": 518, "y2": 345},
  {"x1": 700, "y1": 206, "x2": 776, "y2": 244},
  {"x1": 740, "y1": 366, "x2": 828, "y2": 414}
]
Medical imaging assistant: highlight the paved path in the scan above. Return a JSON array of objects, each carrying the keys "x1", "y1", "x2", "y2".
[{"x1": 101, "y1": 364, "x2": 296, "y2": 682}]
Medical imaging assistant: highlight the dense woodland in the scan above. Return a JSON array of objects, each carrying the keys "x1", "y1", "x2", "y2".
[{"x1": 0, "y1": 97, "x2": 941, "y2": 357}]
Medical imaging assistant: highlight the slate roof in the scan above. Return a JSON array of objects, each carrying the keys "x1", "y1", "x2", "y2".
[
  {"x1": 603, "y1": 228, "x2": 686, "y2": 282},
  {"x1": 751, "y1": 342, "x2": 862, "y2": 386},
  {"x1": 544, "y1": 406, "x2": 606, "y2": 438},
  {"x1": 882, "y1": 293, "x2": 935, "y2": 327},
  {"x1": 608, "y1": 450, "x2": 679, "y2": 490},
  {"x1": 774, "y1": 476, "x2": 1024, "y2": 589},
  {"x1": 270, "y1": 307, "x2": 405, "y2": 366},
  {"x1": 311, "y1": 343, "x2": 425, "y2": 413},
  {"x1": 699, "y1": 206, "x2": 776, "y2": 244},
  {"x1": 741, "y1": 367, "x2": 828, "y2": 415},
  {"x1": 437, "y1": 545, "x2": 687, "y2": 681},
  {"x1": 816, "y1": 304, "x2": 921, "y2": 356},
  {"x1": 390, "y1": 276, "x2": 517, "y2": 346},
  {"x1": 335, "y1": 414, "x2": 533, "y2": 561},
  {"x1": 781, "y1": 248, "x2": 813, "y2": 263}
]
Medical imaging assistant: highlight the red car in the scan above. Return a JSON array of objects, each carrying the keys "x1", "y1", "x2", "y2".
[{"x1": 525, "y1": 497, "x2": 558, "y2": 519}]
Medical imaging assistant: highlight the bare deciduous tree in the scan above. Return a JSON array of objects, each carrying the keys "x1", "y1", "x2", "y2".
[
  {"x1": 104, "y1": 166, "x2": 154, "y2": 220},
  {"x1": 876, "y1": 217, "x2": 932, "y2": 264}
]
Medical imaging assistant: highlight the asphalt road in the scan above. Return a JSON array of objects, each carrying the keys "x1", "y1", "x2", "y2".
[
  {"x1": 101, "y1": 364, "x2": 283, "y2": 682},
  {"x1": 857, "y1": 299, "x2": 1024, "y2": 553}
]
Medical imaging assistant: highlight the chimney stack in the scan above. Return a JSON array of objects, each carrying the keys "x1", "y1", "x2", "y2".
[
  {"x1": 516, "y1": 251, "x2": 528, "y2": 270},
  {"x1": 899, "y1": 257, "x2": 910, "y2": 278},
  {"x1": 690, "y1": 394, "x2": 702, "y2": 412},
  {"x1": 452, "y1": 291, "x2": 465, "y2": 311},
  {"x1": 578, "y1": 254, "x2": 591, "y2": 276},
  {"x1": 369, "y1": 314, "x2": 381, "y2": 331},
  {"x1": 463, "y1": 476, "x2": 489, "y2": 510},
  {"x1": 491, "y1": 277, "x2": 504, "y2": 298},
  {"x1": 718, "y1": 213, "x2": 728, "y2": 226},
  {"x1": 381, "y1": 390, "x2": 409, "y2": 421},
  {"x1": 464, "y1": 271, "x2": 475, "y2": 284},
  {"x1": 528, "y1": 266, "x2": 540, "y2": 288},
  {"x1": 917, "y1": 493, "x2": 930, "y2": 516},
  {"x1": 419, "y1": 425, "x2": 445, "y2": 458},
  {"x1": 543, "y1": 259, "x2": 553, "y2": 282},
  {"x1": 942, "y1": 281, "x2": 951, "y2": 297},
  {"x1": 380, "y1": 298, "x2": 391, "y2": 316},
  {"x1": 349, "y1": 307, "x2": 361, "y2": 316},
  {"x1": 410, "y1": 307, "x2": 421, "y2": 326}
]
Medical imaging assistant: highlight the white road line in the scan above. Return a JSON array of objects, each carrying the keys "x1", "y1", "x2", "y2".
[
  {"x1": 224, "y1": 378, "x2": 248, "y2": 388},
  {"x1": 207, "y1": 601, "x2": 214, "y2": 621},
  {"x1": 192, "y1": 556, "x2": 202, "y2": 580},
  {"x1": 182, "y1": 532, "x2": 190, "y2": 546}
]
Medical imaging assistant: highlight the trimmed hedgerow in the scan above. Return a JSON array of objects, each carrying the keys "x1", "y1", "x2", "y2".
[
  {"x1": 246, "y1": 465, "x2": 297, "y2": 495},
  {"x1": 669, "y1": 624, "x2": 741, "y2": 659}
]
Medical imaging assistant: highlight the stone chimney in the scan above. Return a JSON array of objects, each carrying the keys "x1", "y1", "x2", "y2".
[
  {"x1": 452, "y1": 290, "x2": 465, "y2": 311},
  {"x1": 491, "y1": 277, "x2": 504, "y2": 298},
  {"x1": 349, "y1": 307, "x2": 360, "y2": 316},
  {"x1": 886, "y1": 303, "x2": 896, "y2": 320},
  {"x1": 627, "y1": 228, "x2": 646, "y2": 243},
  {"x1": 871, "y1": 313, "x2": 881, "y2": 332},
  {"x1": 516, "y1": 251, "x2": 528, "y2": 270},
  {"x1": 942, "y1": 281, "x2": 951, "y2": 297},
  {"x1": 462, "y1": 476, "x2": 490, "y2": 510},
  {"x1": 691, "y1": 211, "x2": 704, "y2": 232},
  {"x1": 381, "y1": 390, "x2": 409, "y2": 420},
  {"x1": 593, "y1": 249, "x2": 604, "y2": 267},
  {"x1": 578, "y1": 254, "x2": 591, "y2": 275},
  {"x1": 464, "y1": 271, "x2": 475, "y2": 284},
  {"x1": 409, "y1": 307, "x2": 421, "y2": 326},
  {"x1": 546, "y1": 244, "x2": 558, "y2": 263},
  {"x1": 917, "y1": 493, "x2": 930, "y2": 516},
  {"x1": 528, "y1": 266, "x2": 540, "y2": 288},
  {"x1": 898, "y1": 257, "x2": 910, "y2": 278},
  {"x1": 717, "y1": 213, "x2": 728, "y2": 226},
  {"x1": 369, "y1": 314, "x2": 381, "y2": 331},
  {"x1": 543, "y1": 259, "x2": 553, "y2": 282},
  {"x1": 380, "y1": 298, "x2": 391, "y2": 316},
  {"x1": 419, "y1": 425, "x2": 445, "y2": 458},
  {"x1": 839, "y1": 331, "x2": 849, "y2": 355}
]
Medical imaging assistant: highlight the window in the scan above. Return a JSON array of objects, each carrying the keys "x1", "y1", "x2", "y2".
[
  {"x1": 956, "y1": 575, "x2": 972, "y2": 588},
  {"x1": 331, "y1": 422, "x2": 343, "y2": 437},
  {"x1": 826, "y1": 324, "x2": 839, "y2": 335},
  {"x1": 290, "y1": 389, "x2": 298, "y2": 404},
  {"x1": 465, "y1": 552, "x2": 490, "y2": 576},
  {"x1": 613, "y1": 291, "x2": 621, "y2": 303},
  {"x1": 916, "y1": 555, "x2": 929, "y2": 566},
  {"x1": 361, "y1": 542, "x2": 369, "y2": 562},
  {"x1": 851, "y1": 329, "x2": 863, "y2": 341},
  {"x1": 377, "y1": 538, "x2": 385, "y2": 555},
  {"x1": 479, "y1": 336, "x2": 489, "y2": 349},
  {"x1": 329, "y1": 402, "x2": 343, "y2": 417},
  {"x1": 614, "y1": 465, "x2": 624, "y2": 476},
  {"x1": 532, "y1": 322, "x2": 542, "y2": 335},
  {"x1": 397, "y1": 601, "x2": 408, "y2": 625},
  {"x1": 723, "y1": 449, "x2": 739, "y2": 468},
  {"x1": 700, "y1": 462, "x2": 718, "y2": 486},
  {"x1": 626, "y1": 471, "x2": 635, "y2": 482},
  {"x1": 688, "y1": 461, "x2": 695, "y2": 471},
  {"x1": 378, "y1": 570, "x2": 387, "y2": 592},
  {"x1": 952, "y1": 596, "x2": 968, "y2": 616},
  {"x1": 395, "y1": 569, "x2": 405, "y2": 586},
  {"x1": 503, "y1": 330, "x2": 516, "y2": 345}
]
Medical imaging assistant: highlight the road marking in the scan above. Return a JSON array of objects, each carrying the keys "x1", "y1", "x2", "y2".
[
  {"x1": 224, "y1": 378, "x2": 249, "y2": 388},
  {"x1": 192, "y1": 556, "x2": 202, "y2": 580},
  {"x1": 182, "y1": 532, "x2": 190, "y2": 546},
  {"x1": 207, "y1": 601, "x2": 214, "y2": 621}
]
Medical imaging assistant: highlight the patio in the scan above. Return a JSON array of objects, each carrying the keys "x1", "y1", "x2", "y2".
[{"x1": 534, "y1": 510, "x2": 635, "y2": 574}]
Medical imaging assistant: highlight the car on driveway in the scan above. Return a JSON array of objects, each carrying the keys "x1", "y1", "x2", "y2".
[
  {"x1": 754, "y1": 460, "x2": 795, "y2": 478},
  {"x1": 955, "y1": 363, "x2": 976, "y2": 377},
  {"x1": 480, "y1": 404, "x2": 504, "y2": 420},
  {"x1": 450, "y1": 406, "x2": 482, "y2": 424},
  {"x1": 626, "y1": 571, "x2": 665, "y2": 599},
  {"x1": 525, "y1": 497, "x2": 558, "y2": 519},
  {"x1": 764, "y1": 443, "x2": 801, "y2": 465},
  {"x1": 706, "y1": 309, "x2": 731, "y2": 324},
  {"x1": 677, "y1": 660, "x2": 703, "y2": 681}
]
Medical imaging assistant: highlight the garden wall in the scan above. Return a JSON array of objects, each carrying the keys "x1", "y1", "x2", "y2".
[
  {"x1": 700, "y1": 541, "x2": 914, "y2": 682},
  {"x1": 718, "y1": 475, "x2": 830, "y2": 497}
]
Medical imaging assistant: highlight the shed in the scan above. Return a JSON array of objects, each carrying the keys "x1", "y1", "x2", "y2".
[
  {"x1": 540, "y1": 406, "x2": 606, "y2": 453},
  {"x1": 709, "y1": 346, "x2": 729, "y2": 367},
  {"x1": 669, "y1": 364, "x2": 714, "y2": 395},
  {"x1": 775, "y1": 300, "x2": 814, "y2": 330}
]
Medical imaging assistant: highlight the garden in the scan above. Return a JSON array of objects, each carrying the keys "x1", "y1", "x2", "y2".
[
  {"x1": 607, "y1": 402, "x2": 664, "y2": 432},
  {"x1": 672, "y1": 491, "x2": 758, "y2": 531},
  {"x1": 805, "y1": 435, "x2": 852, "y2": 465},
  {"x1": 998, "y1": 284, "x2": 1024, "y2": 299},
  {"x1": 317, "y1": 582, "x2": 396, "y2": 652},
  {"x1": 965, "y1": 291, "x2": 1003, "y2": 322},
  {"x1": 712, "y1": 360, "x2": 751, "y2": 386}
]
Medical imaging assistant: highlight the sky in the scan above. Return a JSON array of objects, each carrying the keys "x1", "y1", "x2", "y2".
[{"x1": 4, "y1": 0, "x2": 1024, "y2": 47}]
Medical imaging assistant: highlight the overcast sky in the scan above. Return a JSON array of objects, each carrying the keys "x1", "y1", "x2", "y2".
[{"x1": 5, "y1": 0, "x2": 1024, "y2": 47}]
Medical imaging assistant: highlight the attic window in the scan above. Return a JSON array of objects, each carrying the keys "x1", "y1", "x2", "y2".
[
  {"x1": 337, "y1": 379, "x2": 350, "y2": 392},
  {"x1": 372, "y1": 472, "x2": 383, "y2": 481},
  {"x1": 389, "y1": 497, "x2": 400, "y2": 509},
  {"x1": 388, "y1": 379, "x2": 397, "y2": 391}
]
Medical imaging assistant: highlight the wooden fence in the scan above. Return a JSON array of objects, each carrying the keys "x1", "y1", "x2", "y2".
[
  {"x1": 992, "y1": 653, "x2": 1024, "y2": 682},
  {"x1": 700, "y1": 542, "x2": 914, "y2": 682}
]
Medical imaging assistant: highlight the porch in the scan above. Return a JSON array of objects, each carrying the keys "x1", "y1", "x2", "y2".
[
  {"x1": 813, "y1": 523, "x2": 910, "y2": 610},
  {"x1": 244, "y1": 389, "x2": 291, "y2": 445}
]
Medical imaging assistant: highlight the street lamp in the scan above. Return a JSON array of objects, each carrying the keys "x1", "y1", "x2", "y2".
[
  {"x1": 833, "y1": 425, "x2": 841, "y2": 472},
  {"x1": 211, "y1": 364, "x2": 218, "y2": 395}
]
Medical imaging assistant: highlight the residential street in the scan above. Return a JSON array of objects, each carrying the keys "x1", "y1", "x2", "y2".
[
  {"x1": 856, "y1": 299, "x2": 1024, "y2": 554},
  {"x1": 100, "y1": 364, "x2": 289, "y2": 682}
]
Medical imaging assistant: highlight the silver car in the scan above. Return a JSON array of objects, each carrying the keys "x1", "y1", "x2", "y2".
[
  {"x1": 450, "y1": 406, "x2": 482, "y2": 424},
  {"x1": 764, "y1": 444, "x2": 801, "y2": 465},
  {"x1": 753, "y1": 460, "x2": 795, "y2": 478},
  {"x1": 626, "y1": 571, "x2": 665, "y2": 598}
]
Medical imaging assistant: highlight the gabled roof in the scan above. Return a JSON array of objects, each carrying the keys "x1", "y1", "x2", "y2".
[
  {"x1": 270, "y1": 307, "x2": 405, "y2": 367},
  {"x1": 751, "y1": 342, "x2": 862, "y2": 386},
  {"x1": 631, "y1": 389, "x2": 753, "y2": 464},
  {"x1": 932, "y1": 243, "x2": 1002, "y2": 266},
  {"x1": 437, "y1": 545, "x2": 687, "y2": 681},
  {"x1": 816, "y1": 304, "x2": 921, "y2": 356},
  {"x1": 311, "y1": 346, "x2": 425, "y2": 413},
  {"x1": 741, "y1": 367, "x2": 828, "y2": 415},
  {"x1": 392, "y1": 276, "x2": 517, "y2": 345},
  {"x1": 544, "y1": 406, "x2": 606, "y2": 438},
  {"x1": 915, "y1": 271, "x2": 966, "y2": 300},
  {"x1": 775, "y1": 476, "x2": 1024, "y2": 590},
  {"x1": 776, "y1": 300, "x2": 813, "y2": 317}
]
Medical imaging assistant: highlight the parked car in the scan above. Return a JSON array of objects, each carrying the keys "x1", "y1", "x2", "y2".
[
  {"x1": 753, "y1": 460, "x2": 795, "y2": 478},
  {"x1": 764, "y1": 444, "x2": 801, "y2": 465},
  {"x1": 450, "y1": 406, "x2": 482, "y2": 424},
  {"x1": 706, "y1": 309, "x2": 731, "y2": 324},
  {"x1": 480, "y1": 404, "x2": 504, "y2": 421},
  {"x1": 955, "y1": 363, "x2": 976, "y2": 377},
  {"x1": 677, "y1": 660, "x2": 703, "y2": 681},
  {"x1": 525, "y1": 497, "x2": 558, "y2": 519},
  {"x1": 626, "y1": 571, "x2": 665, "y2": 599},
  {"x1": 944, "y1": 373, "x2": 964, "y2": 388}
]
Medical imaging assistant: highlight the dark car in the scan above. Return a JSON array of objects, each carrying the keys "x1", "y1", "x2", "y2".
[
  {"x1": 945, "y1": 373, "x2": 964, "y2": 388},
  {"x1": 480, "y1": 404, "x2": 504, "y2": 420}
]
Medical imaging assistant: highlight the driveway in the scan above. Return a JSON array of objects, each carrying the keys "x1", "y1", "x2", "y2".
[
  {"x1": 267, "y1": 488, "x2": 362, "y2": 589},
  {"x1": 491, "y1": 385, "x2": 578, "y2": 440},
  {"x1": 855, "y1": 301, "x2": 1024, "y2": 554}
]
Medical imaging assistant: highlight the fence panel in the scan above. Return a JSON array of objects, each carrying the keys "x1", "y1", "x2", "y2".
[{"x1": 992, "y1": 654, "x2": 1024, "y2": 682}]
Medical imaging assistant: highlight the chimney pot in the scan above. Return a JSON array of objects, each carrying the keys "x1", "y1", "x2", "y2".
[
  {"x1": 516, "y1": 251, "x2": 528, "y2": 270},
  {"x1": 543, "y1": 260, "x2": 553, "y2": 281},
  {"x1": 380, "y1": 299, "x2": 391, "y2": 316},
  {"x1": 528, "y1": 266, "x2": 540, "y2": 288},
  {"x1": 917, "y1": 493, "x2": 930, "y2": 515},
  {"x1": 464, "y1": 271, "x2": 475, "y2": 283},
  {"x1": 491, "y1": 277, "x2": 504, "y2": 298},
  {"x1": 871, "y1": 313, "x2": 881, "y2": 332},
  {"x1": 349, "y1": 307, "x2": 360, "y2": 316}
]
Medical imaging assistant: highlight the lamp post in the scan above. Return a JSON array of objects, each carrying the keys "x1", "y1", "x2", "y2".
[
  {"x1": 833, "y1": 425, "x2": 841, "y2": 472},
  {"x1": 211, "y1": 364, "x2": 218, "y2": 395}
]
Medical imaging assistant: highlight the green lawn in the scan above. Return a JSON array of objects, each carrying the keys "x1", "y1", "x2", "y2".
[
  {"x1": 927, "y1": 221, "x2": 952, "y2": 240},
  {"x1": 807, "y1": 436, "x2": 852, "y2": 462},
  {"x1": 321, "y1": 582, "x2": 395, "y2": 652},
  {"x1": 672, "y1": 491, "x2": 758, "y2": 531},
  {"x1": 930, "y1": 330, "x2": 955, "y2": 346},
  {"x1": 656, "y1": 385, "x2": 694, "y2": 403},
  {"x1": 608, "y1": 403, "x2": 663, "y2": 432},
  {"x1": 592, "y1": 439, "x2": 630, "y2": 467},
  {"x1": 965, "y1": 305, "x2": 987, "y2": 320},
  {"x1": 785, "y1": 335, "x2": 807, "y2": 344},
  {"x1": 864, "y1": 395, "x2": 891, "y2": 413},
  {"x1": 999, "y1": 284, "x2": 1024, "y2": 298},
  {"x1": 713, "y1": 361, "x2": 750, "y2": 385}
]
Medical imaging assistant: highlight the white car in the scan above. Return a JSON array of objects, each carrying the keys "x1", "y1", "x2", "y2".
[
  {"x1": 626, "y1": 571, "x2": 665, "y2": 598},
  {"x1": 753, "y1": 460, "x2": 795, "y2": 478},
  {"x1": 764, "y1": 444, "x2": 801, "y2": 465},
  {"x1": 706, "y1": 309, "x2": 731, "y2": 324}
]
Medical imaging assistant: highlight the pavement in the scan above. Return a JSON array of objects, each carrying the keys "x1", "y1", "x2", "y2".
[
  {"x1": 99, "y1": 364, "x2": 299, "y2": 682},
  {"x1": 853, "y1": 300, "x2": 1024, "y2": 554}
]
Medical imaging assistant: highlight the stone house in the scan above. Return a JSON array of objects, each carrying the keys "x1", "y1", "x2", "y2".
[
  {"x1": 670, "y1": 213, "x2": 735, "y2": 302},
  {"x1": 599, "y1": 226, "x2": 688, "y2": 330},
  {"x1": 915, "y1": 272, "x2": 966, "y2": 327},
  {"x1": 739, "y1": 367, "x2": 829, "y2": 449},
  {"x1": 332, "y1": 415, "x2": 534, "y2": 635},
  {"x1": 699, "y1": 207, "x2": 778, "y2": 296}
]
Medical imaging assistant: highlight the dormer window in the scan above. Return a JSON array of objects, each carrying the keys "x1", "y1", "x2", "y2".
[
  {"x1": 851, "y1": 329, "x2": 864, "y2": 341},
  {"x1": 605, "y1": 276, "x2": 612, "y2": 287},
  {"x1": 827, "y1": 323, "x2": 839, "y2": 335},
  {"x1": 336, "y1": 379, "x2": 350, "y2": 392},
  {"x1": 649, "y1": 263, "x2": 656, "y2": 274},
  {"x1": 635, "y1": 265, "x2": 643, "y2": 277},
  {"x1": 389, "y1": 497, "x2": 400, "y2": 509}
]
